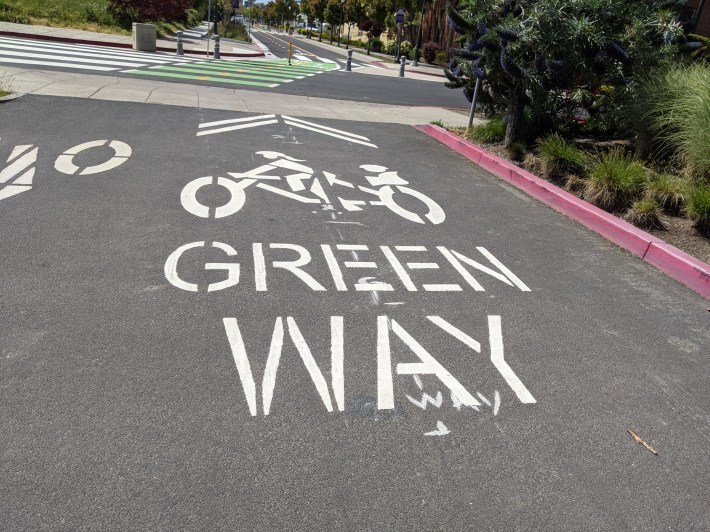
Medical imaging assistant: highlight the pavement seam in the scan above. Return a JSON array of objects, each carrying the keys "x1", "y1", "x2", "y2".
[{"x1": 415, "y1": 124, "x2": 710, "y2": 300}]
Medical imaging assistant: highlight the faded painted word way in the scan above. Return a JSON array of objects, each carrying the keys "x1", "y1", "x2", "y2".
[
  {"x1": 223, "y1": 314, "x2": 536, "y2": 417},
  {"x1": 164, "y1": 242, "x2": 531, "y2": 293}
]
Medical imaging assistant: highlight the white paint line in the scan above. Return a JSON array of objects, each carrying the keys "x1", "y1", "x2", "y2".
[
  {"x1": 422, "y1": 284, "x2": 462, "y2": 291},
  {"x1": 476, "y1": 247, "x2": 531, "y2": 291},
  {"x1": 427, "y1": 316, "x2": 482, "y2": 353},
  {"x1": 199, "y1": 114, "x2": 277, "y2": 128},
  {"x1": 477, "y1": 392, "x2": 492, "y2": 407},
  {"x1": 384, "y1": 302, "x2": 405, "y2": 306},
  {"x1": 337, "y1": 244, "x2": 368, "y2": 251},
  {"x1": 281, "y1": 115, "x2": 371, "y2": 141},
  {"x1": 287, "y1": 317, "x2": 334, "y2": 412},
  {"x1": 321, "y1": 244, "x2": 347, "y2": 291},
  {"x1": 0, "y1": 185, "x2": 31, "y2": 201},
  {"x1": 0, "y1": 49, "x2": 145, "y2": 68},
  {"x1": 395, "y1": 245, "x2": 427, "y2": 252},
  {"x1": 391, "y1": 319, "x2": 481, "y2": 407},
  {"x1": 326, "y1": 221, "x2": 364, "y2": 226},
  {"x1": 344, "y1": 261, "x2": 377, "y2": 268},
  {"x1": 196, "y1": 119, "x2": 279, "y2": 136},
  {"x1": 331, "y1": 316, "x2": 345, "y2": 411},
  {"x1": 0, "y1": 147, "x2": 37, "y2": 184},
  {"x1": 377, "y1": 316, "x2": 395, "y2": 410},
  {"x1": 407, "y1": 262, "x2": 439, "y2": 269},
  {"x1": 355, "y1": 282, "x2": 394, "y2": 291},
  {"x1": 381, "y1": 245, "x2": 417, "y2": 291},
  {"x1": 493, "y1": 390, "x2": 501, "y2": 416},
  {"x1": 7, "y1": 144, "x2": 32, "y2": 163},
  {"x1": 451, "y1": 249, "x2": 514, "y2": 287},
  {"x1": 284, "y1": 121, "x2": 378, "y2": 148},
  {"x1": 12, "y1": 168, "x2": 35, "y2": 186},
  {"x1": 0, "y1": 40, "x2": 181, "y2": 65},
  {"x1": 413, "y1": 374, "x2": 423, "y2": 390},
  {"x1": 437, "y1": 247, "x2": 485, "y2": 291},
  {"x1": 253, "y1": 243, "x2": 267, "y2": 291},
  {"x1": 488, "y1": 315, "x2": 536, "y2": 404},
  {"x1": 223, "y1": 318, "x2": 258, "y2": 416},
  {"x1": 262, "y1": 317, "x2": 285, "y2": 416}
]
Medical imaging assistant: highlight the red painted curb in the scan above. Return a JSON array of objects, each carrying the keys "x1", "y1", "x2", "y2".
[
  {"x1": 414, "y1": 124, "x2": 710, "y2": 300},
  {"x1": 0, "y1": 31, "x2": 264, "y2": 57}
]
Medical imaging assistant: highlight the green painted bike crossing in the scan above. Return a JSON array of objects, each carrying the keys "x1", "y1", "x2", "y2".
[{"x1": 123, "y1": 59, "x2": 339, "y2": 88}]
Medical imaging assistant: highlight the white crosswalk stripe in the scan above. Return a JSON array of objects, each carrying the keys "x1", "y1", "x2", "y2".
[{"x1": 0, "y1": 36, "x2": 200, "y2": 72}]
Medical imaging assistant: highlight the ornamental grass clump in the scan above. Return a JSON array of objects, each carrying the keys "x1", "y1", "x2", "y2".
[
  {"x1": 623, "y1": 199, "x2": 666, "y2": 230},
  {"x1": 584, "y1": 148, "x2": 647, "y2": 211},
  {"x1": 467, "y1": 115, "x2": 506, "y2": 143},
  {"x1": 642, "y1": 63, "x2": 710, "y2": 180},
  {"x1": 644, "y1": 173, "x2": 688, "y2": 215},
  {"x1": 686, "y1": 185, "x2": 710, "y2": 235},
  {"x1": 536, "y1": 134, "x2": 586, "y2": 181}
]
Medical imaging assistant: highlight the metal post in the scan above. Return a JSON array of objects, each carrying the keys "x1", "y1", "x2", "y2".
[
  {"x1": 207, "y1": 0, "x2": 212, "y2": 57},
  {"x1": 467, "y1": 77, "x2": 481, "y2": 129},
  {"x1": 346, "y1": 49, "x2": 353, "y2": 71},
  {"x1": 176, "y1": 31, "x2": 184, "y2": 56},
  {"x1": 288, "y1": 41, "x2": 293, "y2": 65},
  {"x1": 399, "y1": 55, "x2": 406, "y2": 77},
  {"x1": 338, "y1": 1, "x2": 344, "y2": 47},
  {"x1": 412, "y1": 0, "x2": 426, "y2": 67},
  {"x1": 214, "y1": 35, "x2": 221, "y2": 59}
]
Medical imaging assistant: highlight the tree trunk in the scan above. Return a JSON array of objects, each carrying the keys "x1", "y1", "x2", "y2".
[
  {"x1": 505, "y1": 83, "x2": 525, "y2": 148},
  {"x1": 319, "y1": 23, "x2": 323, "y2": 42}
]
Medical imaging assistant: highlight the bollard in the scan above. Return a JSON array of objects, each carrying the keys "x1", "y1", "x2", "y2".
[
  {"x1": 399, "y1": 55, "x2": 406, "y2": 77},
  {"x1": 214, "y1": 35, "x2": 221, "y2": 60},
  {"x1": 176, "y1": 31, "x2": 184, "y2": 56},
  {"x1": 346, "y1": 49, "x2": 353, "y2": 72},
  {"x1": 288, "y1": 41, "x2": 292, "y2": 65}
]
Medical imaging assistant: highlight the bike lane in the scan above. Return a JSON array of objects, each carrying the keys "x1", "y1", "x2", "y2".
[{"x1": 1, "y1": 96, "x2": 708, "y2": 529}]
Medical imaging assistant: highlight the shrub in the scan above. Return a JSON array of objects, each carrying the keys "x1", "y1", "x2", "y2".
[
  {"x1": 467, "y1": 115, "x2": 506, "y2": 143},
  {"x1": 536, "y1": 134, "x2": 586, "y2": 181},
  {"x1": 686, "y1": 185, "x2": 710, "y2": 235},
  {"x1": 430, "y1": 119, "x2": 444, "y2": 127},
  {"x1": 507, "y1": 142, "x2": 526, "y2": 162},
  {"x1": 386, "y1": 41, "x2": 397, "y2": 55},
  {"x1": 584, "y1": 148, "x2": 648, "y2": 211},
  {"x1": 564, "y1": 175, "x2": 586, "y2": 193},
  {"x1": 434, "y1": 51, "x2": 447, "y2": 65},
  {"x1": 109, "y1": 0, "x2": 193, "y2": 22},
  {"x1": 644, "y1": 173, "x2": 688, "y2": 215},
  {"x1": 369, "y1": 38, "x2": 383, "y2": 53},
  {"x1": 624, "y1": 199, "x2": 666, "y2": 230},
  {"x1": 399, "y1": 40, "x2": 412, "y2": 56},
  {"x1": 422, "y1": 41, "x2": 440, "y2": 64},
  {"x1": 640, "y1": 63, "x2": 710, "y2": 179}
]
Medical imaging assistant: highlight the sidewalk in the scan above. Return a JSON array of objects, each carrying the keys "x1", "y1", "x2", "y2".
[{"x1": 0, "y1": 21, "x2": 264, "y2": 58}]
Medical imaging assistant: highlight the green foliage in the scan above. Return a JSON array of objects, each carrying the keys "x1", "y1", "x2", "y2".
[
  {"x1": 536, "y1": 134, "x2": 585, "y2": 180},
  {"x1": 584, "y1": 148, "x2": 648, "y2": 211},
  {"x1": 686, "y1": 185, "x2": 710, "y2": 234},
  {"x1": 369, "y1": 38, "x2": 383, "y2": 53},
  {"x1": 434, "y1": 51, "x2": 447, "y2": 65},
  {"x1": 0, "y1": 0, "x2": 127, "y2": 33},
  {"x1": 467, "y1": 115, "x2": 505, "y2": 143},
  {"x1": 644, "y1": 173, "x2": 688, "y2": 214},
  {"x1": 430, "y1": 119, "x2": 445, "y2": 127},
  {"x1": 444, "y1": 0, "x2": 686, "y2": 146},
  {"x1": 623, "y1": 199, "x2": 666, "y2": 230},
  {"x1": 636, "y1": 63, "x2": 710, "y2": 180}
]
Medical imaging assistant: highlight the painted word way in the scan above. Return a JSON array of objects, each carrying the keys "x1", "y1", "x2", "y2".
[
  {"x1": 165, "y1": 242, "x2": 530, "y2": 293},
  {"x1": 223, "y1": 314, "x2": 536, "y2": 417}
]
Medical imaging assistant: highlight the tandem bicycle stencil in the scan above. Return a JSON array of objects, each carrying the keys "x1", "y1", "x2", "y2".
[{"x1": 180, "y1": 151, "x2": 446, "y2": 225}]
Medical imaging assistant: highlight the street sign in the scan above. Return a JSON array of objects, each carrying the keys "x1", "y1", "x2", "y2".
[{"x1": 395, "y1": 8, "x2": 405, "y2": 24}]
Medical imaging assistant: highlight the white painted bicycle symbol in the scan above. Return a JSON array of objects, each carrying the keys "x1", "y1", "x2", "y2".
[{"x1": 180, "y1": 151, "x2": 446, "y2": 225}]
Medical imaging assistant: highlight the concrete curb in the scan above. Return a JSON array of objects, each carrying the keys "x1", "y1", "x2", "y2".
[
  {"x1": 415, "y1": 124, "x2": 710, "y2": 300},
  {"x1": 0, "y1": 93, "x2": 23, "y2": 102},
  {"x1": 0, "y1": 30, "x2": 264, "y2": 58}
]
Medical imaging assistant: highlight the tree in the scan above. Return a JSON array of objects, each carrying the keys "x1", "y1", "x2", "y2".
[
  {"x1": 300, "y1": 0, "x2": 315, "y2": 37},
  {"x1": 108, "y1": 0, "x2": 195, "y2": 22},
  {"x1": 312, "y1": 0, "x2": 328, "y2": 41},
  {"x1": 344, "y1": 0, "x2": 366, "y2": 45},
  {"x1": 444, "y1": 0, "x2": 686, "y2": 147},
  {"x1": 324, "y1": 0, "x2": 342, "y2": 44},
  {"x1": 359, "y1": 0, "x2": 388, "y2": 54}
]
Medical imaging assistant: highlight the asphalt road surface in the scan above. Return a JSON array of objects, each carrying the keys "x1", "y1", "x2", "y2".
[{"x1": 1, "y1": 96, "x2": 708, "y2": 530}]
